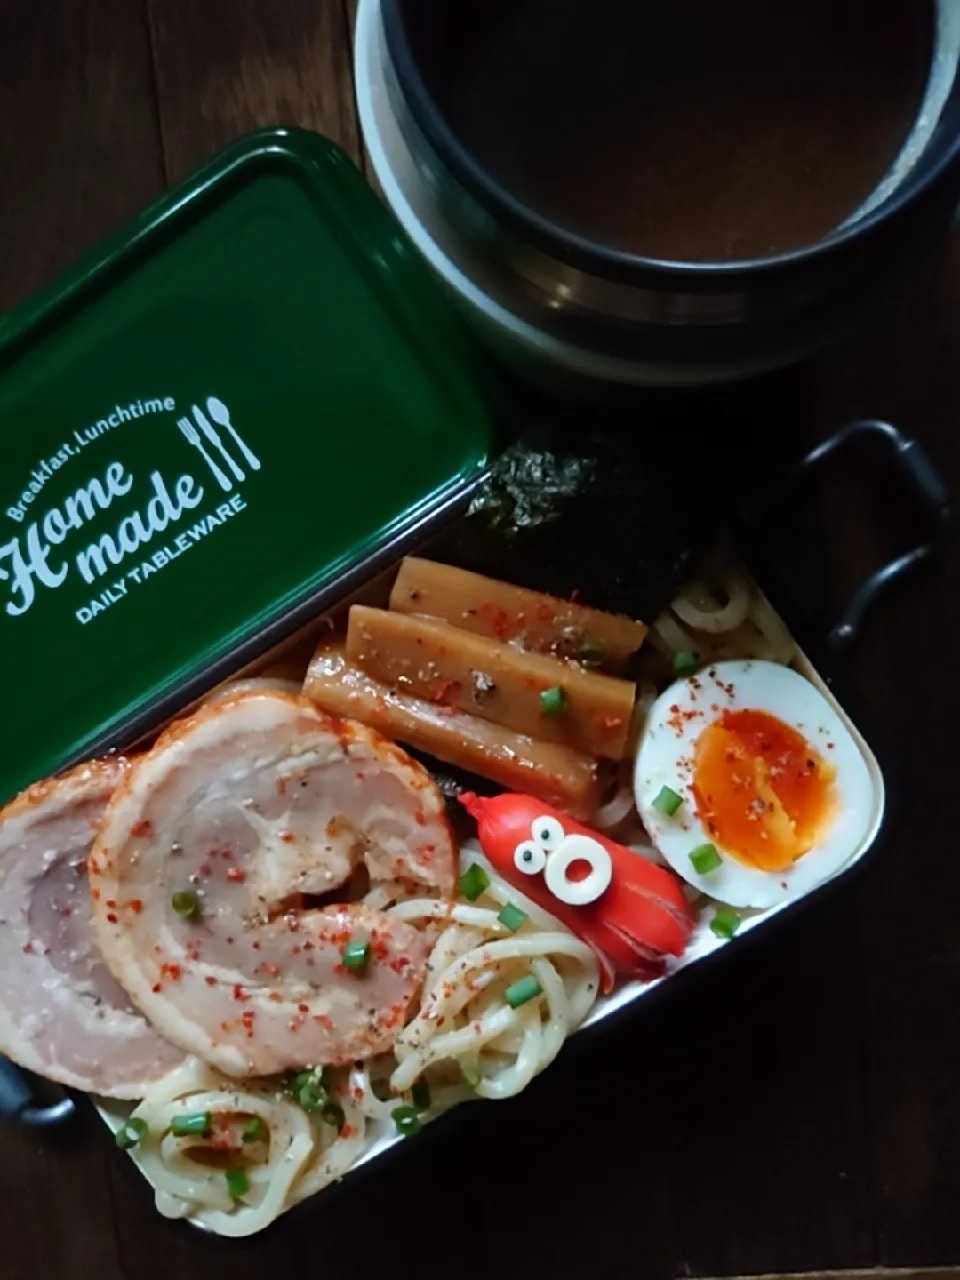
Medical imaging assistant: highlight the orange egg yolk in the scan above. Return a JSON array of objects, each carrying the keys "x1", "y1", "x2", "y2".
[{"x1": 691, "y1": 709, "x2": 836, "y2": 872}]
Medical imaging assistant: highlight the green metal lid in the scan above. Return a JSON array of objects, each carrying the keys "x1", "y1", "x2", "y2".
[{"x1": 0, "y1": 128, "x2": 495, "y2": 802}]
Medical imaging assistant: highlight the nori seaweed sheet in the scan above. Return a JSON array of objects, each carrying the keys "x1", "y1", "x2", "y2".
[{"x1": 431, "y1": 380, "x2": 814, "y2": 623}]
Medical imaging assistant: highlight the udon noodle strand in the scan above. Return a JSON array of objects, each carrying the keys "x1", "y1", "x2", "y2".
[
  {"x1": 651, "y1": 569, "x2": 796, "y2": 667},
  {"x1": 125, "y1": 1061, "x2": 315, "y2": 1237},
  {"x1": 671, "y1": 570, "x2": 752, "y2": 634}
]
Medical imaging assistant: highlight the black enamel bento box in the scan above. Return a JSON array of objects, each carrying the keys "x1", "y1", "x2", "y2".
[{"x1": 0, "y1": 129, "x2": 950, "y2": 1237}]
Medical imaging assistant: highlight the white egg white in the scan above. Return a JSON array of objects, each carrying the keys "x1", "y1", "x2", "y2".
[{"x1": 635, "y1": 660, "x2": 877, "y2": 909}]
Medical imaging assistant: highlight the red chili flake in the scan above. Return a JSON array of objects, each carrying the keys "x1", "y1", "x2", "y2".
[
  {"x1": 258, "y1": 962, "x2": 281, "y2": 977},
  {"x1": 226, "y1": 867, "x2": 246, "y2": 883},
  {"x1": 129, "y1": 898, "x2": 143, "y2": 915},
  {"x1": 233, "y1": 984, "x2": 250, "y2": 1003},
  {"x1": 59, "y1": 906, "x2": 72, "y2": 918},
  {"x1": 88, "y1": 861, "x2": 102, "y2": 876},
  {"x1": 827, "y1": 742, "x2": 836, "y2": 750},
  {"x1": 432, "y1": 678, "x2": 462, "y2": 705},
  {"x1": 73, "y1": 859, "x2": 88, "y2": 877},
  {"x1": 314, "y1": 1014, "x2": 334, "y2": 1029},
  {"x1": 414, "y1": 811, "x2": 427, "y2": 827},
  {"x1": 91, "y1": 888, "x2": 101, "y2": 901},
  {"x1": 436, "y1": 1016, "x2": 446, "y2": 1028},
  {"x1": 334, "y1": 963, "x2": 347, "y2": 976},
  {"x1": 268, "y1": 992, "x2": 283, "y2": 1003},
  {"x1": 340, "y1": 1124, "x2": 356, "y2": 1139},
  {"x1": 199, "y1": 863, "x2": 212, "y2": 877},
  {"x1": 130, "y1": 820, "x2": 152, "y2": 838},
  {"x1": 275, "y1": 778, "x2": 287, "y2": 796},
  {"x1": 280, "y1": 832, "x2": 295, "y2": 844},
  {"x1": 106, "y1": 899, "x2": 117, "y2": 909},
  {"x1": 21, "y1": 942, "x2": 34, "y2": 955},
  {"x1": 352, "y1": 1086, "x2": 364, "y2": 1100},
  {"x1": 298, "y1": 1003, "x2": 309, "y2": 1014},
  {"x1": 241, "y1": 1011, "x2": 256, "y2": 1035},
  {"x1": 252, "y1": 940, "x2": 261, "y2": 950},
  {"x1": 302, "y1": 941, "x2": 314, "y2": 952},
  {"x1": 292, "y1": 945, "x2": 302, "y2": 956},
  {"x1": 355, "y1": 771, "x2": 365, "y2": 781},
  {"x1": 152, "y1": 983, "x2": 162, "y2": 993},
  {"x1": 225, "y1": 936, "x2": 234, "y2": 944},
  {"x1": 161, "y1": 963, "x2": 183, "y2": 981},
  {"x1": 205, "y1": 975, "x2": 218, "y2": 987},
  {"x1": 106, "y1": 913, "x2": 118, "y2": 925},
  {"x1": 289, "y1": 1015, "x2": 305, "y2": 1032}
]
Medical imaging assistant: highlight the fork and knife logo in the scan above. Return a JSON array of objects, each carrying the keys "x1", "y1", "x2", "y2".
[{"x1": 176, "y1": 397, "x2": 261, "y2": 492}]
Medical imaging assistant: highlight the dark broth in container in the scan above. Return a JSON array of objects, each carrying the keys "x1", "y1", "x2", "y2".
[{"x1": 442, "y1": 0, "x2": 934, "y2": 262}]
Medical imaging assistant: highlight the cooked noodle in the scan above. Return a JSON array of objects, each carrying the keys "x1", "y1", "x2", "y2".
[
  {"x1": 671, "y1": 569, "x2": 751, "y2": 634},
  {"x1": 652, "y1": 566, "x2": 796, "y2": 668}
]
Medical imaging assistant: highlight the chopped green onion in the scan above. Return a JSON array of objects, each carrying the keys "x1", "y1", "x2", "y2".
[
  {"x1": 321, "y1": 1102, "x2": 346, "y2": 1131},
  {"x1": 459, "y1": 862, "x2": 491, "y2": 902},
  {"x1": 411, "y1": 1080, "x2": 431, "y2": 1112},
  {"x1": 505, "y1": 974, "x2": 543, "y2": 1009},
  {"x1": 392, "y1": 1105, "x2": 422, "y2": 1137},
  {"x1": 673, "y1": 650, "x2": 699, "y2": 678},
  {"x1": 342, "y1": 939, "x2": 371, "y2": 973},
  {"x1": 460, "y1": 1061, "x2": 482, "y2": 1089},
  {"x1": 689, "y1": 843, "x2": 722, "y2": 874},
  {"x1": 578, "y1": 640, "x2": 607, "y2": 668},
  {"x1": 498, "y1": 902, "x2": 528, "y2": 933},
  {"x1": 540, "y1": 685, "x2": 567, "y2": 716},
  {"x1": 226, "y1": 1167, "x2": 249, "y2": 1199},
  {"x1": 281, "y1": 1071, "x2": 306, "y2": 1099},
  {"x1": 710, "y1": 907, "x2": 742, "y2": 940},
  {"x1": 242, "y1": 1115, "x2": 267, "y2": 1144},
  {"x1": 170, "y1": 1110, "x2": 212, "y2": 1138},
  {"x1": 298, "y1": 1081, "x2": 328, "y2": 1112},
  {"x1": 652, "y1": 786, "x2": 684, "y2": 817},
  {"x1": 115, "y1": 1116, "x2": 148, "y2": 1149},
  {"x1": 171, "y1": 889, "x2": 200, "y2": 918}
]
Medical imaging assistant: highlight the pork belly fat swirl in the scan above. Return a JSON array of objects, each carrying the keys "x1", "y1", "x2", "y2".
[
  {"x1": 0, "y1": 760, "x2": 185, "y2": 1097},
  {"x1": 90, "y1": 692, "x2": 457, "y2": 1076}
]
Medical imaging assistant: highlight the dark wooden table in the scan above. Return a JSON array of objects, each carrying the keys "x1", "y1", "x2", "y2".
[{"x1": 2, "y1": 4, "x2": 959, "y2": 1279}]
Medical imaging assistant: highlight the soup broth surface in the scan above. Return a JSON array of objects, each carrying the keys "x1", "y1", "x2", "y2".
[{"x1": 443, "y1": 0, "x2": 934, "y2": 262}]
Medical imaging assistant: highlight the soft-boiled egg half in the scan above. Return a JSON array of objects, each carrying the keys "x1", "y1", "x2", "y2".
[{"x1": 635, "y1": 660, "x2": 876, "y2": 909}]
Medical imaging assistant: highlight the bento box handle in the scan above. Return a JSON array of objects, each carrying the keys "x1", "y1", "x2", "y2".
[
  {"x1": 0, "y1": 1055, "x2": 75, "y2": 1127},
  {"x1": 772, "y1": 419, "x2": 950, "y2": 653}
]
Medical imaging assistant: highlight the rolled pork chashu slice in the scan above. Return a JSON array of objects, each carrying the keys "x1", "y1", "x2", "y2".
[
  {"x1": 0, "y1": 760, "x2": 185, "y2": 1097},
  {"x1": 91, "y1": 692, "x2": 457, "y2": 1077}
]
